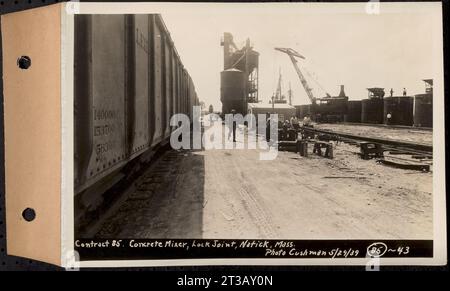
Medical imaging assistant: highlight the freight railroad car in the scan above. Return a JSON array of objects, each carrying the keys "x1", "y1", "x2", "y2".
[{"x1": 74, "y1": 15, "x2": 198, "y2": 203}]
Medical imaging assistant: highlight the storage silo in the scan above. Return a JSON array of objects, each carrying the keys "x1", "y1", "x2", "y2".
[
  {"x1": 362, "y1": 88, "x2": 385, "y2": 124},
  {"x1": 414, "y1": 94, "x2": 432, "y2": 128},
  {"x1": 361, "y1": 98, "x2": 384, "y2": 124},
  {"x1": 413, "y1": 79, "x2": 433, "y2": 128},
  {"x1": 383, "y1": 96, "x2": 414, "y2": 126},
  {"x1": 346, "y1": 100, "x2": 362, "y2": 123},
  {"x1": 220, "y1": 68, "x2": 246, "y2": 115}
]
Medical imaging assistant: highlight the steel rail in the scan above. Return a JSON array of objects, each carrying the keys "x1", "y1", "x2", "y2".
[{"x1": 301, "y1": 127, "x2": 433, "y2": 155}]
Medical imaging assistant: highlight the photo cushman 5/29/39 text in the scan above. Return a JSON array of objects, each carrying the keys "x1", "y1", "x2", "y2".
[{"x1": 74, "y1": 239, "x2": 362, "y2": 258}]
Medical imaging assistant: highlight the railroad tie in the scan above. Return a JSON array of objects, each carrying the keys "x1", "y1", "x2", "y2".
[
  {"x1": 312, "y1": 140, "x2": 333, "y2": 159},
  {"x1": 359, "y1": 142, "x2": 383, "y2": 160}
]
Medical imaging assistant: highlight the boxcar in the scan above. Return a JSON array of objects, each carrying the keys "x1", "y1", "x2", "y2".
[{"x1": 74, "y1": 14, "x2": 198, "y2": 196}]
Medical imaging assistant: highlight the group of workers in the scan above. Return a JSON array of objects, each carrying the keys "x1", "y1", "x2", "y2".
[
  {"x1": 280, "y1": 115, "x2": 312, "y2": 130},
  {"x1": 226, "y1": 109, "x2": 313, "y2": 143},
  {"x1": 267, "y1": 113, "x2": 313, "y2": 142},
  {"x1": 389, "y1": 88, "x2": 408, "y2": 97}
]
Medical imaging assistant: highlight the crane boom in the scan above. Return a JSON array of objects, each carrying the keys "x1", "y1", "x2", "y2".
[{"x1": 275, "y1": 47, "x2": 316, "y2": 104}]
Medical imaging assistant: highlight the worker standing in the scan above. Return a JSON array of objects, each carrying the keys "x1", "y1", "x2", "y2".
[
  {"x1": 403, "y1": 88, "x2": 407, "y2": 96},
  {"x1": 227, "y1": 109, "x2": 237, "y2": 142},
  {"x1": 386, "y1": 112, "x2": 392, "y2": 125},
  {"x1": 265, "y1": 112, "x2": 271, "y2": 143},
  {"x1": 290, "y1": 116, "x2": 300, "y2": 130},
  {"x1": 282, "y1": 120, "x2": 292, "y2": 141},
  {"x1": 390, "y1": 88, "x2": 394, "y2": 97},
  {"x1": 303, "y1": 114, "x2": 312, "y2": 127}
]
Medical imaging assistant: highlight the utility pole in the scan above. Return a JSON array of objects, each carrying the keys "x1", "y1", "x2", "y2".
[{"x1": 271, "y1": 95, "x2": 275, "y2": 113}]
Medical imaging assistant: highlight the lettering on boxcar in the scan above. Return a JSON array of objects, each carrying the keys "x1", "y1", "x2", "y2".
[
  {"x1": 136, "y1": 27, "x2": 149, "y2": 54},
  {"x1": 93, "y1": 108, "x2": 119, "y2": 121},
  {"x1": 94, "y1": 140, "x2": 117, "y2": 164},
  {"x1": 94, "y1": 124, "x2": 115, "y2": 137},
  {"x1": 95, "y1": 142, "x2": 113, "y2": 156}
]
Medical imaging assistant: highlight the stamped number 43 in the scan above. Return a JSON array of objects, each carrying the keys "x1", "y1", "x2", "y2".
[{"x1": 389, "y1": 246, "x2": 410, "y2": 255}]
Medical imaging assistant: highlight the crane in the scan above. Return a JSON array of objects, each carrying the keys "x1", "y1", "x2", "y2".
[{"x1": 275, "y1": 47, "x2": 330, "y2": 104}]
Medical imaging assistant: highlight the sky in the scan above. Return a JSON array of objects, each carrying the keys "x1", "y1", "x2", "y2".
[{"x1": 160, "y1": 3, "x2": 442, "y2": 111}]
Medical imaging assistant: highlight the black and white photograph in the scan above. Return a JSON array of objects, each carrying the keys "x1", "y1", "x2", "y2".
[
  {"x1": 2, "y1": 0, "x2": 449, "y2": 273},
  {"x1": 63, "y1": 2, "x2": 445, "y2": 266}
]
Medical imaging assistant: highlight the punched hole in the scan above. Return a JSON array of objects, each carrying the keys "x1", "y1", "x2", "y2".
[
  {"x1": 17, "y1": 56, "x2": 31, "y2": 70},
  {"x1": 22, "y1": 208, "x2": 36, "y2": 222}
]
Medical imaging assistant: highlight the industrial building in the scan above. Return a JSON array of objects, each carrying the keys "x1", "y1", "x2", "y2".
[
  {"x1": 247, "y1": 102, "x2": 296, "y2": 128},
  {"x1": 220, "y1": 32, "x2": 259, "y2": 115}
]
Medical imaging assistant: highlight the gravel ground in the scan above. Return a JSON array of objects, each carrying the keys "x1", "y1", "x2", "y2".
[{"x1": 95, "y1": 122, "x2": 432, "y2": 240}]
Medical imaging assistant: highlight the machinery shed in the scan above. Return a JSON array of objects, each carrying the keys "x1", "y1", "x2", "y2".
[{"x1": 247, "y1": 103, "x2": 296, "y2": 127}]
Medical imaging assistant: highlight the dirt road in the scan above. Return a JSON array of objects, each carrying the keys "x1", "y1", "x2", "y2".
[{"x1": 97, "y1": 122, "x2": 432, "y2": 240}]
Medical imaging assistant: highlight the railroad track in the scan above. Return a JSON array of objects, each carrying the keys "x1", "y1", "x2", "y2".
[
  {"x1": 300, "y1": 126, "x2": 433, "y2": 172},
  {"x1": 336, "y1": 122, "x2": 432, "y2": 132},
  {"x1": 302, "y1": 127, "x2": 433, "y2": 156}
]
